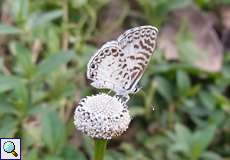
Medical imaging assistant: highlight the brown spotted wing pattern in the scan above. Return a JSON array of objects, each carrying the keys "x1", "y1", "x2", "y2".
[{"x1": 87, "y1": 26, "x2": 158, "y2": 96}]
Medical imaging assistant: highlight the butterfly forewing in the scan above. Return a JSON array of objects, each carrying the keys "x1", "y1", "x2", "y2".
[
  {"x1": 117, "y1": 26, "x2": 158, "y2": 91},
  {"x1": 87, "y1": 25, "x2": 158, "y2": 96}
]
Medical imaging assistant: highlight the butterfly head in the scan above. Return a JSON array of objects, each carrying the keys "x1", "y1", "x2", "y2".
[{"x1": 133, "y1": 87, "x2": 140, "y2": 93}]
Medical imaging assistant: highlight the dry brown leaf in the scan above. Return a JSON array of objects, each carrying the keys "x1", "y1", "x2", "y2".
[
  {"x1": 23, "y1": 115, "x2": 43, "y2": 147},
  {"x1": 0, "y1": 0, "x2": 13, "y2": 25},
  {"x1": 90, "y1": 0, "x2": 128, "y2": 45},
  {"x1": 219, "y1": 5, "x2": 230, "y2": 51},
  {"x1": 159, "y1": 6, "x2": 223, "y2": 72},
  {"x1": 219, "y1": 5, "x2": 230, "y2": 30},
  {"x1": 69, "y1": 131, "x2": 83, "y2": 148}
]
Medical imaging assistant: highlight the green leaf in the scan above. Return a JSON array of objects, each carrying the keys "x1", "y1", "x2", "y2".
[
  {"x1": 41, "y1": 109, "x2": 66, "y2": 153},
  {"x1": 27, "y1": 10, "x2": 63, "y2": 29},
  {"x1": 24, "y1": 149, "x2": 39, "y2": 160},
  {"x1": 155, "y1": 76, "x2": 173, "y2": 102},
  {"x1": 36, "y1": 51, "x2": 75, "y2": 77},
  {"x1": 45, "y1": 27, "x2": 60, "y2": 53},
  {"x1": 167, "y1": 0, "x2": 192, "y2": 11},
  {"x1": 177, "y1": 41, "x2": 202, "y2": 64},
  {"x1": 199, "y1": 91, "x2": 216, "y2": 110},
  {"x1": 71, "y1": 0, "x2": 88, "y2": 8},
  {"x1": 12, "y1": 83, "x2": 29, "y2": 112},
  {"x1": 0, "y1": 102, "x2": 18, "y2": 115},
  {"x1": 44, "y1": 155, "x2": 63, "y2": 160},
  {"x1": 174, "y1": 124, "x2": 191, "y2": 143},
  {"x1": 138, "y1": 0, "x2": 191, "y2": 26},
  {"x1": 217, "y1": 0, "x2": 230, "y2": 5},
  {"x1": 191, "y1": 125, "x2": 216, "y2": 160},
  {"x1": 129, "y1": 106, "x2": 145, "y2": 117},
  {"x1": 105, "y1": 151, "x2": 125, "y2": 160},
  {"x1": 0, "y1": 75, "x2": 23, "y2": 93},
  {"x1": 0, "y1": 24, "x2": 21, "y2": 35},
  {"x1": 176, "y1": 23, "x2": 203, "y2": 65},
  {"x1": 0, "y1": 116, "x2": 18, "y2": 137},
  {"x1": 169, "y1": 124, "x2": 191, "y2": 155},
  {"x1": 9, "y1": 42, "x2": 35, "y2": 77},
  {"x1": 61, "y1": 145, "x2": 86, "y2": 160},
  {"x1": 11, "y1": 0, "x2": 29, "y2": 21},
  {"x1": 176, "y1": 70, "x2": 191, "y2": 95},
  {"x1": 201, "y1": 151, "x2": 223, "y2": 160},
  {"x1": 82, "y1": 135, "x2": 93, "y2": 158},
  {"x1": 0, "y1": 58, "x2": 5, "y2": 73}
]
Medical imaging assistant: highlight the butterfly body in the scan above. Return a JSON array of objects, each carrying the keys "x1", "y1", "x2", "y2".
[{"x1": 87, "y1": 25, "x2": 158, "y2": 99}]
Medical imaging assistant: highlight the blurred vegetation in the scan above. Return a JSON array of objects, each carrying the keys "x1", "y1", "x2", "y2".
[{"x1": 0, "y1": 0, "x2": 230, "y2": 160}]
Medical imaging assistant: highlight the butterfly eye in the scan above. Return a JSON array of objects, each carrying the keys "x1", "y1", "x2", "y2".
[{"x1": 134, "y1": 88, "x2": 138, "y2": 93}]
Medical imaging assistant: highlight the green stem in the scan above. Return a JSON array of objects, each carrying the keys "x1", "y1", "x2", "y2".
[
  {"x1": 62, "y1": 0, "x2": 69, "y2": 51},
  {"x1": 94, "y1": 139, "x2": 107, "y2": 160}
]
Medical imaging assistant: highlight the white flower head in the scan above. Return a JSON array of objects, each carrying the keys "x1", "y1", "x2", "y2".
[{"x1": 74, "y1": 93, "x2": 131, "y2": 139}]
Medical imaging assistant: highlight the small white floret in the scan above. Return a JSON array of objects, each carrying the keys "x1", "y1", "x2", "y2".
[{"x1": 74, "y1": 93, "x2": 131, "y2": 139}]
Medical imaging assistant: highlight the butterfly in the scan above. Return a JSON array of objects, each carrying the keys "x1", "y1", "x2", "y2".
[{"x1": 87, "y1": 25, "x2": 158, "y2": 101}]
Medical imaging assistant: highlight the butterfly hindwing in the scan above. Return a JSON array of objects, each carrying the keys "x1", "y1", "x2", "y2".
[{"x1": 87, "y1": 41, "x2": 129, "y2": 94}]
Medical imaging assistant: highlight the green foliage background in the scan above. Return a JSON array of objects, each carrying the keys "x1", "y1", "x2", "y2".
[{"x1": 0, "y1": 0, "x2": 230, "y2": 159}]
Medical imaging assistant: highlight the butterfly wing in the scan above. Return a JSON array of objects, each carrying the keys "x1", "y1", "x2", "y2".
[
  {"x1": 87, "y1": 25, "x2": 158, "y2": 95},
  {"x1": 117, "y1": 25, "x2": 158, "y2": 92},
  {"x1": 87, "y1": 41, "x2": 130, "y2": 94}
]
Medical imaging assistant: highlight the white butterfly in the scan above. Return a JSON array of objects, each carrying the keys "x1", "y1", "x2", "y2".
[{"x1": 87, "y1": 25, "x2": 158, "y2": 100}]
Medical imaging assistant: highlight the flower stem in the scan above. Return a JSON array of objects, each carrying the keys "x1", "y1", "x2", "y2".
[{"x1": 94, "y1": 139, "x2": 107, "y2": 160}]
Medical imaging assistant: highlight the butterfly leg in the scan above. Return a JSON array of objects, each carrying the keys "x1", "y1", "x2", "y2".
[
  {"x1": 122, "y1": 95, "x2": 130, "y2": 104},
  {"x1": 115, "y1": 94, "x2": 130, "y2": 104}
]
